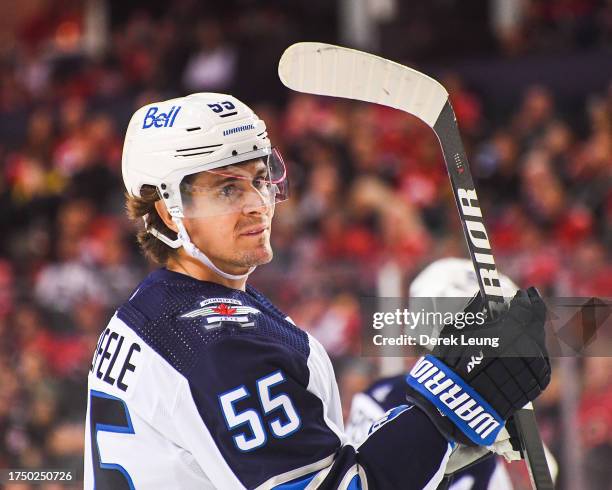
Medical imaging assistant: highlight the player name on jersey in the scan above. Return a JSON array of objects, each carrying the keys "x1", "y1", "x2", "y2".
[{"x1": 90, "y1": 326, "x2": 142, "y2": 392}]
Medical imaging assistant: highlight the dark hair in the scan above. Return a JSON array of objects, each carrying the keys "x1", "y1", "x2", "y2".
[{"x1": 125, "y1": 185, "x2": 178, "y2": 265}]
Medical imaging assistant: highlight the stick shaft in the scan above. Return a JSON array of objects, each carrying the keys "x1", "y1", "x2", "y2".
[{"x1": 433, "y1": 101, "x2": 554, "y2": 490}]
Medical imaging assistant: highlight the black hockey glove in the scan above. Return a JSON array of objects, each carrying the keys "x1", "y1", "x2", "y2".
[{"x1": 406, "y1": 287, "x2": 551, "y2": 447}]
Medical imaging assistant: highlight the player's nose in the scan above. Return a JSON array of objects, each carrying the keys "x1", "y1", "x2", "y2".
[{"x1": 241, "y1": 186, "x2": 270, "y2": 215}]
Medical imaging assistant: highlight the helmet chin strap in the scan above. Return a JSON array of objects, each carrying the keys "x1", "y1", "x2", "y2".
[{"x1": 173, "y1": 218, "x2": 254, "y2": 281}]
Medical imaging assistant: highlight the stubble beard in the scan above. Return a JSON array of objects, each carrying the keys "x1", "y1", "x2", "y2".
[
  {"x1": 237, "y1": 245, "x2": 273, "y2": 268},
  {"x1": 226, "y1": 235, "x2": 274, "y2": 270}
]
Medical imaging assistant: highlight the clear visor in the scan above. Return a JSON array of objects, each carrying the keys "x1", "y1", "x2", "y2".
[{"x1": 179, "y1": 147, "x2": 289, "y2": 218}]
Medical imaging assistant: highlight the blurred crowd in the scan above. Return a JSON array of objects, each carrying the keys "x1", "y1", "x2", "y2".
[{"x1": 0, "y1": 1, "x2": 610, "y2": 489}]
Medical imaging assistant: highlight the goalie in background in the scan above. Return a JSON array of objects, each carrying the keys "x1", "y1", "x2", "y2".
[{"x1": 345, "y1": 257, "x2": 558, "y2": 489}]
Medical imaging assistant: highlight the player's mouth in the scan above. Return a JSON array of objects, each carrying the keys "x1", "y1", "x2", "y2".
[{"x1": 240, "y1": 225, "x2": 268, "y2": 236}]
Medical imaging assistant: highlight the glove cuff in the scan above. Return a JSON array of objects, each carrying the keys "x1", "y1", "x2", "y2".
[{"x1": 406, "y1": 355, "x2": 504, "y2": 446}]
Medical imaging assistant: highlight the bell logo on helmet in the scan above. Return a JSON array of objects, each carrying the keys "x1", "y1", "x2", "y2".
[{"x1": 142, "y1": 106, "x2": 182, "y2": 129}]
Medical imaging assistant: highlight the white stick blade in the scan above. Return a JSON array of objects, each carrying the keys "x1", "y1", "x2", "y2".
[{"x1": 278, "y1": 42, "x2": 449, "y2": 128}]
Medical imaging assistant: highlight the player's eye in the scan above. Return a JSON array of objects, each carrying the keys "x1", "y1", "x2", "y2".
[
  {"x1": 220, "y1": 184, "x2": 238, "y2": 198},
  {"x1": 252, "y1": 177, "x2": 266, "y2": 190},
  {"x1": 254, "y1": 170, "x2": 272, "y2": 189}
]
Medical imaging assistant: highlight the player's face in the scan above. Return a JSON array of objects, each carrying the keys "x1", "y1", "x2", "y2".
[{"x1": 182, "y1": 160, "x2": 275, "y2": 274}]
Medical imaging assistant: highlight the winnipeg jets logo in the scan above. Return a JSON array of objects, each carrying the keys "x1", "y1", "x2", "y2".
[
  {"x1": 180, "y1": 297, "x2": 260, "y2": 330},
  {"x1": 466, "y1": 350, "x2": 484, "y2": 373}
]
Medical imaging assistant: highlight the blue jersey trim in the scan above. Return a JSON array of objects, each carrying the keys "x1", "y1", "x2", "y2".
[
  {"x1": 272, "y1": 470, "x2": 318, "y2": 489},
  {"x1": 90, "y1": 390, "x2": 135, "y2": 490},
  {"x1": 346, "y1": 474, "x2": 362, "y2": 490}
]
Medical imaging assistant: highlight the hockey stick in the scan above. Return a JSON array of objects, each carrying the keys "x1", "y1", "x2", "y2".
[{"x1": 279, "y1": 42, "x2": 553, "y2": 490}]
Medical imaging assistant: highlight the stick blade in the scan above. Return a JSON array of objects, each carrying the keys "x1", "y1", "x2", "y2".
[{"x1": 278, "y1": 42, "x2": 449, "y2": 128}]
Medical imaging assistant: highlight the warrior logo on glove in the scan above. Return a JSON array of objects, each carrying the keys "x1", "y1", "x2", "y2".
[{"x1": 407, "y1": 288, "x2": 551, "y2": 446}]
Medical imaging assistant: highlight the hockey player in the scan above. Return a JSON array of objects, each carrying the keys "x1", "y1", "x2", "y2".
[{"x1": 84, "y1": 94, "x2": 551, "y2": 489}]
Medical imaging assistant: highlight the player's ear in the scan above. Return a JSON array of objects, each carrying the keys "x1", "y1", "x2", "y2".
[{"x1": 154, "y1": 199, "x2": 179, "y2": 233}]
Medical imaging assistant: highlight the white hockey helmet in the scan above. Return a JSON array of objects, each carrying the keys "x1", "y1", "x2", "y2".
[
  {"x1": 408, "y1": 258, "x2": 520, "y2": 343},
  {"x1": 122, "y1": 93, "x2": 288, "y2": 280},
  {"x1": 409, "y1": 257, "x2": 518, "y2": 299}
]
